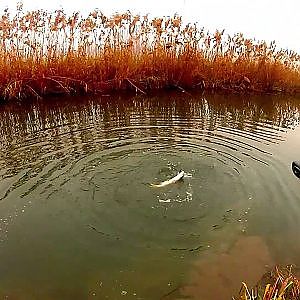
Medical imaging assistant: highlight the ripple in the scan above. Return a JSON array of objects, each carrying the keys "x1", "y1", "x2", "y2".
[{"x1": 0, "y1": 93, "x2": 300, "y2": 298}]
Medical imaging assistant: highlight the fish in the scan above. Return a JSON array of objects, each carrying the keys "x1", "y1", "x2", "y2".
[{"x1": 151, "y1": 170, "x2": 185, "y2": 188}]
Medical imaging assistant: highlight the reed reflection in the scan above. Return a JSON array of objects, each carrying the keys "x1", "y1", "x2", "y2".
[{"x1": 0, "y1": 93, "x2": 299, "y2": 200}]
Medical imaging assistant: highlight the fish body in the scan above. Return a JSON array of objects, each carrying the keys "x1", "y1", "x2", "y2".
[{"x1": 151, "y1": 170, "x2": 185, "y2": 187}]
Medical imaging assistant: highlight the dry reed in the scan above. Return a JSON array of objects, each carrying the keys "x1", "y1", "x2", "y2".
[
  {"x1": 0, "y1": 4, "x2": 300, "y2": 101},
  {"x1": 237, "y1": 265, "x2": 300, "y2": 300}
]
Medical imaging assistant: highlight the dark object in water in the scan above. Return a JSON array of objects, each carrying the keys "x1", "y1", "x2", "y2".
[{"x1": 292, "y1": 161, "x2": 300, "y2": 179}]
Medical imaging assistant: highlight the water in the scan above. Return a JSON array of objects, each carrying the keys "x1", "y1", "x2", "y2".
[{"x1": 0, "y1": 93, "x2": 300, "y2": 299}]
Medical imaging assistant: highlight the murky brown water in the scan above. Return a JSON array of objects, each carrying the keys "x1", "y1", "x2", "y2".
[{"x1": 0, "y1": 93, "x2": 300, "y2": 299}]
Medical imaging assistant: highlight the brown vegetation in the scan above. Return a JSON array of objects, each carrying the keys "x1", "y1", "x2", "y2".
[
  {"x1": 0, "y1": 4, "x2": 300, "y2": 101},
  {"x1": 237, "y1": 265, "x2": 300, "y2": 300}
]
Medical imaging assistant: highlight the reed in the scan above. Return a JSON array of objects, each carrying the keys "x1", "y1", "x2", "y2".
[
  {"x1": 0, "y1": 4, "x2": 300, "y2": 101},
  {"x1": 237, "y1": 265, "x2": 300, "y2": 300}
]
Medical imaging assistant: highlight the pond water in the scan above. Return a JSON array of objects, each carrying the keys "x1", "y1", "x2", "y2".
[{"x1": 0, "y1": 93, "x2": 300, "y2": 299}]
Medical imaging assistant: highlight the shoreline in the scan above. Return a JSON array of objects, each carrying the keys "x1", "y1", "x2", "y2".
[{"x1": 0, "y1": 74, "x2": 299, "y2": 103}]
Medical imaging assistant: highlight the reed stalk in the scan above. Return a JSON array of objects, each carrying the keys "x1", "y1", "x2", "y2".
[
  {"x1": 237, "y1": 265, "x2": 300, "y2": 300},
  {"x1": 0, "y1": 6, "x2": 299, "y2": 101}
]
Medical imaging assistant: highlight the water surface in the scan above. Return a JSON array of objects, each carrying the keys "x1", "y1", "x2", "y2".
[{"x1": 0, "y1": 93, "x2": 300, "y2": 299}]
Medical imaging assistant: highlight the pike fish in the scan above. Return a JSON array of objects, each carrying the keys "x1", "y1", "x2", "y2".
[{"x1": 151, "y1": 170, "x2": 185, "y2": 187}]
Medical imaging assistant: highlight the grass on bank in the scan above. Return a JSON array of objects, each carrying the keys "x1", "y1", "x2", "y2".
[
  {"x1": 237, "y1": 266, "x2": 300, "y2": 300},
  {"x1": 0, "y1": 4, "x2": 300, "y2": 101}
]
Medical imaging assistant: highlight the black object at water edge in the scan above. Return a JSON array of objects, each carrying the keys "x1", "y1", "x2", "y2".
[{"x1": 292, "y1": 161, "x2": 300, "y2": 179}]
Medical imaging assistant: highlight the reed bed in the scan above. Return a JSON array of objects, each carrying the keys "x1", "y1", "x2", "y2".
[
  {"x1": 237, "y1": 265, "x2": 300, "y2": 300},
  {"x1": 0, "y1": 4, "x2": 300, "y2": 101}
]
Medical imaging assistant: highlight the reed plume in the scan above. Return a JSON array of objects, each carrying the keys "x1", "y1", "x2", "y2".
[{"x1": 0, "y1": 6, "x2": 299, "y2": 100}]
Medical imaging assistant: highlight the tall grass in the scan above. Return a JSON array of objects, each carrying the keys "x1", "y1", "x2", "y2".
[
  {"x1": 0, "y1": 4, "x2": 300, "y2": 100},
  {"x1": 237, "y1": 266, "x2": 300, "y2": 300}
]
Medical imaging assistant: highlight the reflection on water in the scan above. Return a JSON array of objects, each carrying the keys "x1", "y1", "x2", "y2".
[{"x1": 0, "y1": 92, "x2": 300, "y2": 299}]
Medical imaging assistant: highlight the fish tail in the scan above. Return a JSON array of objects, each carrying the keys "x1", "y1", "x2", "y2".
[{"x1": 150, "y1": 183, "x2": 162, "y2": 188}]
